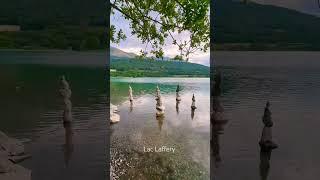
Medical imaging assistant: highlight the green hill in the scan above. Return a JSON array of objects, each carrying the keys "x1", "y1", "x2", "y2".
[
  {"x1": 0, "y1": 0, "x2": 105, "y2": 29},
  {"x1": 110, "y1": 56, "x2": 209, "y2": 77},
  {"x1": 214, "y1": 0, "x2": 320, "y2": 50},
  {"x1": 0, "y1": 0, "x2": 106, "y2": 50}
]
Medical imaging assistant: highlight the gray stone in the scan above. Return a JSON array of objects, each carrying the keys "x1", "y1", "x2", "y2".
[
  {"x1": 110, "y1": 104, "x2": 120, "y2": 124},
  {"x1": 0, "y1": 131, "x2": 24, "y2": 156},
  {"x1": 191, "y1": 94, "x2": 197, "y2": 110},
  {"x1": 0, "y1": 164, "x2": 31, "y2": 180},
  {"x1": 129, "y1": 85, "x2": 133, "y2": 102}
]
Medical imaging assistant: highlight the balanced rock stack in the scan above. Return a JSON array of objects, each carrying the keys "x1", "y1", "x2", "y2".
[
  {"x1": 110, "y1": 104, "x2": 120, "y2": 124},
  {"x1": 155, "y1": 85, "x2": 160, "y2": 100},
  {"x1": 0, "y1": 131, "x2": 31, "y2": 180},
  {"x1": 191, "y1": 94, "x2": 197, "y2": 110},
  {"x1": 59, "y1": 76, "x2": 72, "y2": 124},
  {"x1": 129, "y1": 85, "x2": 133, "y2": 102},
  {"x1": 259, "y1": 102, "x2": 278, "y2": 151},
  {"x1": 176, "y1": 85, "x2": 181, "y2": 101},
  {"x1": 155, "y1": 86, "x2": 165, "y2": 117}
]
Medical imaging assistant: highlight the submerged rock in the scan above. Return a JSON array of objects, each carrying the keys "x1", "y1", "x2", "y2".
[
  {"x1": 155, "y1": 86, "x2": 165, "y2": 117},
  {"x1": 0, "y1": 131, "x2": 31, "y2": 180}
]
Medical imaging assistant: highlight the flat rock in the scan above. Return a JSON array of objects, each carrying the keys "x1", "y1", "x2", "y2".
[
  {"x1": 0, "y1": 151, "x2": 12, "y2": 173},
  {"x1": 8, "y1": 154, "x2": 32, "y2": 164},
  {"x1": 110, "y1": 113, "x2": 120, "y2": 124},
  {"x1": 0, "y1": 131, "x2": 24, "y2": 156},
  {"x1": 0, "y1": 164, "x2": 31, "y2": 180}
]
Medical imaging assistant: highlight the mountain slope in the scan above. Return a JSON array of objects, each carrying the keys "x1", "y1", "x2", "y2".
[
  {"x1": 214, "y1": 0, "x2": 320, "y2": 50},
  {"x1": 110, "y1": 47, "x2": 137, "y2": 58},
  {"x1": 110, "y1": 52, "x2": 209, "y2": 77},
  {"x1": 0, "y1": 0, "x2": 105, "y2": 28}
]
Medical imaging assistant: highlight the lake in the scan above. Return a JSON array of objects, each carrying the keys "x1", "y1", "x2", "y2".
[
  {"x1": 110, "y1": 77, "x2": 210, "y2": 179},
  {"x1": 213, "y1": 51, "x2": 320, "y2": 180},
  {"x1": 0, "y1": 51, "x2": 108, "y2": 180}
]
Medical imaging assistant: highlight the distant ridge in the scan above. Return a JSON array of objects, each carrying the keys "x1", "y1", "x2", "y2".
[
  {"x1": 110, "y1": 47, "x2": 172, "y2": 61},
  {"x1": 110, "y1": 47, "x2": 137, "y2": 58},
  {"x1": 214, "y1": 0, "x2": 320, "y2": 50},
  {"x1": 109, "y1": 47, "x2": 209, "y2": 77}
]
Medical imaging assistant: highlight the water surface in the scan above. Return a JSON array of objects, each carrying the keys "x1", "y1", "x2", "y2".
[
  {"x1": 0, "y1": 51, "x2": 107, "y2": 180},
  {"x1": 111, "y1": 77, "x2": 210, "y2": 179},
  {"x1": 213, "y1": 51, "x2": 320, "y2": 180}
]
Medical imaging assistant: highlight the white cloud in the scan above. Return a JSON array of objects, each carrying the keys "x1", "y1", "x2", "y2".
[{"x1": 111, "y1": 12, "x2": 209, "y2": 65}]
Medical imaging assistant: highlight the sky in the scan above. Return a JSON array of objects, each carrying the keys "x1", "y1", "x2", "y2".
[
  {"x1": 111, "y1": 0, "x2": 320, "y2": 66},
  {"x1": 110, "y1": 11, "x2": 210, "y2": 66}
]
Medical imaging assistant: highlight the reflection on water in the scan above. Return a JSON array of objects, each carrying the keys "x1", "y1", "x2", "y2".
[
  {"x1": 213, "y1": 51, "x2": 320, "y2": 180},
  {"x1": 211, "y1": 72, "x2": 228, "y2": 170},
  {"x1": 63, "y1": 123, "x2": 74, "y2": 167},
  {"x1": 156, "y1": 115, "x2": 165, "y2": 132},
  {"x1": 259, "y1": 150, "x2": 272, "y2": 180},
  {"x1": 176, "y1": 101, "x2": 180, "y2": 114},
  {"x1": 129, "y1": 101, "x2": 133, "y2": 112},
  {"x1": 0, "y1": 52, "x2": 107, "y2": 180},
  {"x1": 191, "y1": 109, "x2": 195, "y2": 120},
  {"x1": 111, "y1": 77, "x2": 210, "y2": 179}
]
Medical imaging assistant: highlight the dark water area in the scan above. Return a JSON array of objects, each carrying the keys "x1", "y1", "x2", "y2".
[
  {"x1": 111, "y1": 78, "x2": 210, "y2": 179},
  {"x1": 213, "y1": 51, "x2": 320, "y2": 180},
  {"x1": 0, "y1": 51, "x2": 108, "y2": 180}
]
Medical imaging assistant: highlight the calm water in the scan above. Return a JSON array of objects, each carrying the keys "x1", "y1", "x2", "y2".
[
  {"x1": 0, "y1": 51, "x2": 107, "y2": 180},
  {"x1": 213, "y1": 51, "x2": 320, "y2": 180},
  {"x1": 110, "y1": 77, "x2": 210, "y2": 179}
]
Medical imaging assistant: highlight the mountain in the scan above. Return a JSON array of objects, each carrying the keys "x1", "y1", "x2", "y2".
[
  {"x1": 110, "y1": 47, "x2": 137, "y2": 58},
  {"x1": 110, "y1": 48, "x2": 209, "y2": 77},
  {"x1": 0, "y1": 0, "x2": 106, "y2": 29},
  {"x1": 110, "y1": 47, "x2": 174, "y2": 60},
  {"x1": 110, "y1": 58, "x2": 209, "y2": 77},
  {"x1": 214, "y1": 0, "x2": 320, "y2": 50}
]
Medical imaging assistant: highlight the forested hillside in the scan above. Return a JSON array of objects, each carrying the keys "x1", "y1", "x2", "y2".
[{"x1": 214, "y1": 0, "x2": 320, "y2": 50}]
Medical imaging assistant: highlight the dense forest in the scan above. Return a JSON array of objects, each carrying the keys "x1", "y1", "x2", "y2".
[
  {"x1": 214, "y1": 0, "x2": 320, "y2": 50},
  {"x1": 110, "y1": 57, "x2": 209, "y2": 77},
  {"x1": 0, "y1": 0, "x2": 106, "y2": 50}
]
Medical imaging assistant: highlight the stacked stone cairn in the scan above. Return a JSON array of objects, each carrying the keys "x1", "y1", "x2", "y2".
[
  {"x1": 155, "y1": 85, "x2": 165, "y2": 117},
  {"x1": 259, "y1": 102, "x2": 278, "y2": 151},
  {"x1": 191, "y1": 94, "x2": 197, "y2": 110},
  {"x1": 59, "y1": 75, "x2": 72, "y2": 124}
]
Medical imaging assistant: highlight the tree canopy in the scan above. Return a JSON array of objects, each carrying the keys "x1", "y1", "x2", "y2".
[{"x1": 110, "y1": 0, "x2": 210, "y2": 61}]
